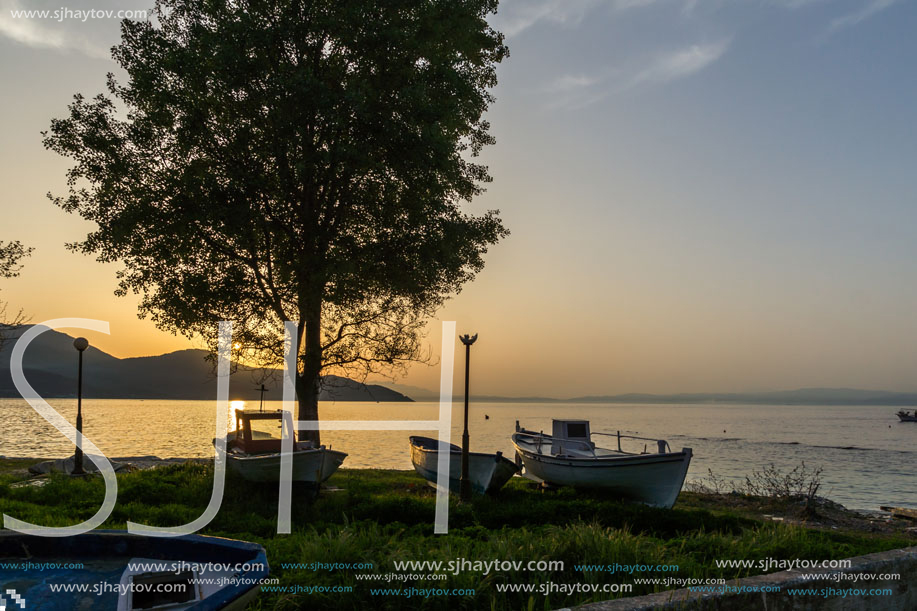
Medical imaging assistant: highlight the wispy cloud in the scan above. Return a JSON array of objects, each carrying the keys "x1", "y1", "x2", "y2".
[
  {"x1": 541, "y1": 71, "x2": 612, "y2": 110},
  {"x1": 614, "y1": 0, "x2": 659, "y2": 9},
  {"x1": 630, "y1": 39, "x2": 731, "y2": 86},
  {"x1": 828, "y1": 0, "x2": 902, "y2": 33},
  {"x1": 0, "y1": 0, "x2": 112, "y2": 58},
  {"x1": 541, "y1": 39, "x2": 730, "y2": 110},
  {"x1": 494, "y1": 0, "x2": 660, "y2": 38},
  {"x1": 545, "y1": 74, "x2": 603, "y2": 93},
  {"x1": 771, "y1": 0, "x2": 830, "y2": 8},
  {"x1": 493, "y1": 0, "x2": 598, "y2": 38}
]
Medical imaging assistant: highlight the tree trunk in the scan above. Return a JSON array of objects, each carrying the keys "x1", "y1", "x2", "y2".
[{"x1": 297, "y1": 301, "x2": 322, "y2": 444}]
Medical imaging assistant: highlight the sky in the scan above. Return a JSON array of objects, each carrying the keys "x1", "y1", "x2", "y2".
[{"x1": 2, "y1": 0, "x2": 917, "y2": 397}]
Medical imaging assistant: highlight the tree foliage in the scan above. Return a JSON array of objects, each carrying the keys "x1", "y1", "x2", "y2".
[
  {"x1": 0, "y1": 241, "x2": 31, "y2": 280},
  {"x1": 0, "y1": 240, "x2": 32, "y2": 352},
  {"x1": 44, "y1": 0, "x2": 509, "y2": 439}
]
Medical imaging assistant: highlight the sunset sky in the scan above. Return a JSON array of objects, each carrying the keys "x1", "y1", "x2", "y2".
[{"x1": 2, "y1": 0, "x2": 917, "y2": 397}]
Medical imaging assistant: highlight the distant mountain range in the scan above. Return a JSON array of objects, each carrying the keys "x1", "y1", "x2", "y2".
[
  {"x1": 2, "y1": 326, "x2": 912, "y2": 406},
  {"x1": 396, "y1": 387, "x2": 917, "y2": 406},
  {"x1": 558, "y1": 389, "x2": 917, "y2": 406},
  {"x1": 0, "y1": 326, "x2": 412, "y2": 402}
]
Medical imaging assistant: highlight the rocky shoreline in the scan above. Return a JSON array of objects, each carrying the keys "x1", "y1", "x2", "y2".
[{"x1": 0, "y1": 454, "x2": 209, "y2": 477}]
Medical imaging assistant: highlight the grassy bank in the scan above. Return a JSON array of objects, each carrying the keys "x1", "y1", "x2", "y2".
[{"x1": 0, "y1": 460, "x2": 913, "y2": 610}]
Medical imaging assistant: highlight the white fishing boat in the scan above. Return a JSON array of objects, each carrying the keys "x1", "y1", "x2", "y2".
[
  {"x1": 216, "y1": 409, "x2": 347, "y2": 485},
  {"x1": 897, "y1": 410, "x2": 917, "y2": 422},
  {"x1": 409, "y1": 436, "x2": 520, "y2": 495},
  {"x1": 512, "y1": 419, "x2": 692, "y2": 509}
]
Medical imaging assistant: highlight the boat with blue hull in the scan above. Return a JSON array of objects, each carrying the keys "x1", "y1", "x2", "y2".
[
  {"x1": 409, "y1": 436, "x2": 519, "y2": 495},
  {"x1": 0, "y1": 530, "x2": 268, "y2": 610}
]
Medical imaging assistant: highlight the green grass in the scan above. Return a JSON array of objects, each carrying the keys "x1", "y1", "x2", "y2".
[
  {"x1": 0, "y1": 463, "x2": 911, "y2": 610},
  {"x1": 0, "y1": 457, "x2": 42, "y2": 485}
]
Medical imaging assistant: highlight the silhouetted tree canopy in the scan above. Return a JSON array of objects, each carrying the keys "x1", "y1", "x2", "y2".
[
  {"x1": 0, "y1": 240, "x2": 32, "y2": 351},
  {"x1": 0, "y1": 241, "x2": 31, "y2": 279},
  {"x1": 44, "y1": 0, "x2": 508, "y2": 440}
]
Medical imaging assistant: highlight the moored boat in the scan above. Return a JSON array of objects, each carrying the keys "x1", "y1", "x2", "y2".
[
  {"x1": 218, "y1": 409, "x2": 346, "y2": 485},
  {"x1": 0, "y1": 530, "x2": 268, "y2": 610},
  {"x1": 409, "y1": 436, "x2": 520, "y2": 495},
  {"x1": 512, "y1": 419, "x2": 692, "y2": 509},
  {"x1": 897, "y1": 410, "x2": 917, "y2": 422}
]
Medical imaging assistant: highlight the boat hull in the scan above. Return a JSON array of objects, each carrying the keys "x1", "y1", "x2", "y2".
[
  {"x1": 223, "y1": 441, "x2": 347, "y2": 484},
  {"x1": 897, "y1": 412, "x2": 917, "y2": 422},
  {"x1": 0, "y1": 530, "x2": 268, "y2": 611},
  {"x1": 513, "y1": 436, "x2": 692, "y2": 509},
  {"x1": 409, "y1": 436, "x2": 519, "y2": 495}
]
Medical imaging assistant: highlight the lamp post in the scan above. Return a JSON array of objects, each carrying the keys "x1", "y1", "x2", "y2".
[
  {"x1": 459, "y1": 333, "x2": 478, "y2": 502},
  {"x1": 72, "y1": 337, "x2": 89, "y2": 476}
]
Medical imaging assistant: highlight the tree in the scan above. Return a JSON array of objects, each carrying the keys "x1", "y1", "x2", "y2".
[
  {"x1": 0, "y1": 240, "x2": 32, "y2": 352},
  {"x1": 44, "y1": 0, "x2": 509, "y2": 441}
]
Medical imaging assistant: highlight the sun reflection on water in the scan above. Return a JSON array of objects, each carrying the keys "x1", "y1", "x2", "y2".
[{"x1": 228, "y1": 400, "x2": 247, "y2": 433}]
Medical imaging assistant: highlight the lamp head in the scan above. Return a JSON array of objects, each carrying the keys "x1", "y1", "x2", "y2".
[
  {"x1": 73, "y1": 337, "x2": 89, "y2": 352},
  {"x1": 459, "y1": 333, "x2": 478, "y2": 346}
]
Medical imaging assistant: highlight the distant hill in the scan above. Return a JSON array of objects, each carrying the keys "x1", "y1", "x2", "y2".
[
  {"x1": 0, "y1": 325, "x2": 412, "y2": 402},
  {"x1": 447, "y1": 389, "x2": 917, "y2": 406},
  {"x1": 4, "y1": 326, "x2": 911, "y2": 406},
  {"x1": 562, "y1": 388, "x2": 917, "y2": 406}
]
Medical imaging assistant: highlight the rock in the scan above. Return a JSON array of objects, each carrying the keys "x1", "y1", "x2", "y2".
[{"x1": 28, "y1": 455, "x2": 133, "y2": 475}]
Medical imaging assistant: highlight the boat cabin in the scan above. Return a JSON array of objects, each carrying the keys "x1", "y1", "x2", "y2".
[
  {"x1": 230, "y1": 409, "x2": 300, "y2": 454},
  {"x1": 551, "y1": 419, "x2": 595, "y2": 454}
]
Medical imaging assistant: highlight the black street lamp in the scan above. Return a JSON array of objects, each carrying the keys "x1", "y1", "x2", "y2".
[
  {"x1": 459, "y1": 333, "x2": 478, "y2": 502},
  {"x1": 72, "y1": 337, "x2": 89, "y2": 475}
]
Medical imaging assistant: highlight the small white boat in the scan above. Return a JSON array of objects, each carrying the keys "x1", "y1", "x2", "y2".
[
  {"x1": 217, "y1": 409, "x2": 347, "y2": 485},
  {"x1": 409, "y1": 436, "x2": 520, "y2": 495},
  {"x1": 897, "y1": 410, "x2": 917, "y2": 422},
  {"x1": 512, "y1": 420, "x2": 692, "y2": 509}
]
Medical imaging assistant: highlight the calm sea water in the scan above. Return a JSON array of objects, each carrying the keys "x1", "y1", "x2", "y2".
[{"x1": 1, "y1": 399, "x2": 913, "y2": 512}]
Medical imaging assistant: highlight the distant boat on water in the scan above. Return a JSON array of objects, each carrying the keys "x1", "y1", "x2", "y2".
[
  {"x1": 408, "y1": 436, "x2": 519, "y2": 495},
  {"x1": 217, "y1": 409, "x2": 347, "y2": 485},
  {"x1": 897, "y1": 410, "x2": 917, "y2": 422},
  {"x1": 0, "y1": 530, "x2": 268, "y2": 610},
  {"x1": 512, "y1": 419, "x2": 692, "y2": 509}
]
